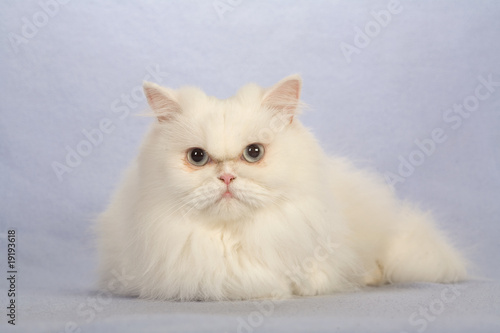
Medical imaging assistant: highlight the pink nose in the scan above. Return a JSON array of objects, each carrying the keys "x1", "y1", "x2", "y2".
[{"x1": 219, "y1": 173, "x2": 236, "y2": 185}]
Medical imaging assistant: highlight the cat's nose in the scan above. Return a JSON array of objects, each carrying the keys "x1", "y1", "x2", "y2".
[{"x1": 219, "y1": 173, "x2": 236, "y2": 185}]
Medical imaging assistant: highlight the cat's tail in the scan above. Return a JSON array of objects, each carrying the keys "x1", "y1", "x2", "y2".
[{"x1": 381, "y1": 206, "x2": 467, "y2": 284}]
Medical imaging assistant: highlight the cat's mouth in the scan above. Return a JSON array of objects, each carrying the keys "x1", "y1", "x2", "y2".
[
  {"x1": 222, "y1": 189, "x2": 234, "y2": 199},
  {"x1": 190, "y1": 180, "x2": 268, "y2": 216}
]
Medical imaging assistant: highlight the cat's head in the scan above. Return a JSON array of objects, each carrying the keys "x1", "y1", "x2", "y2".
[{"x1": 141, "y1": 75, "x2": 319, "y2": 222}]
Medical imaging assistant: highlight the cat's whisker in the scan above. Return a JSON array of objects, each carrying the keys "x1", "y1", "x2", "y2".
[{"x1": 146, "y1": 194, "x2": 201, "y2": 226}]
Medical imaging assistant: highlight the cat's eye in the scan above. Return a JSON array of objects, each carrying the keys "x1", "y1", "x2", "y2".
[
  {"x1": 187, "y1": 148, "x2": 209, "y2": 166},
  {"x1": 242, "y1": 143, "x2": 265, "y2": 163}
]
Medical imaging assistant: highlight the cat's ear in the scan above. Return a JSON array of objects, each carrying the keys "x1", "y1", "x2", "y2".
[
  {"x1": 143, "y1": 81, "x2": 181, "y2": 122},
  {"x1": 262, "y1": 74, "x2": 302, "y2": 123}
]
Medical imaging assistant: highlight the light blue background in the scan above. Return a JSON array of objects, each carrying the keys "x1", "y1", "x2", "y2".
[{"x1": 1, "y1": 1, "x2": 499, "y2": 332}]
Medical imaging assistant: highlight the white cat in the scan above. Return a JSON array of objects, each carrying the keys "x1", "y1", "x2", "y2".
[{"x1": 96, "y1": 75, "x2": 467, "y2": 301}]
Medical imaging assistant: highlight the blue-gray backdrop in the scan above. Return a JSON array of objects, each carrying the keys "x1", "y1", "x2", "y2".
[{"x1": 1, "y1": 1, "x2": 499, "y2": 332}]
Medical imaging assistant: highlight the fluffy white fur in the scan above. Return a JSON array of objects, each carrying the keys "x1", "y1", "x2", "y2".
[{"x1": 96, "y1": 75, "x2": 467, "y2": 301}]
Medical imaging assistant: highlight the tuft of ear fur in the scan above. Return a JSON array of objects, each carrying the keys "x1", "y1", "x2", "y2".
[
  {"x1": 143, "y1": 81, "x2": 181, "y2": 122},
  {"x1": 262, "y1": 74, "x2": 302, "y2": 123}
]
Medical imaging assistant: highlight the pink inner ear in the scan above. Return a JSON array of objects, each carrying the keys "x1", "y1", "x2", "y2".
[
  {"x1": 286, "y1": 79, "x2": 301, "y2": 99},
  {"x1": 143, "y1": 83, "x2": 181, "y2": 122},
  {"x1": 263, "y1": 77, "x2": 302, "y2": 120},
  {"x1": 264, "y1": 79, "x2": 301, "y2": 104}
]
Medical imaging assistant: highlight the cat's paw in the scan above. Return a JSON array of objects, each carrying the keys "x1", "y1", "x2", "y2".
[{"x1": 363, "y1": 261, "x2": 385, "y2": 286}]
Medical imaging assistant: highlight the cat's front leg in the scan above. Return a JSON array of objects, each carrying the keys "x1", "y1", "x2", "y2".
[
  {"x1": 363, "y1": 260, "x2": 385, "y2": 286},
  {"x1": 286, "y1": 258, "x2": 361, "y2": 296}
]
